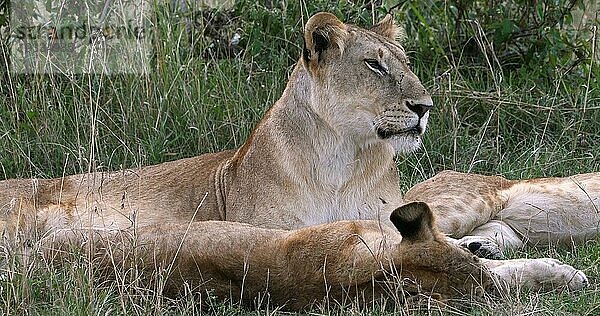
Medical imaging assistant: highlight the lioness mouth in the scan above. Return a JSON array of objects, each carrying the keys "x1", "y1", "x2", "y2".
[{"x1": 376, "y1": 126, "x2": 422, "y2": 139}]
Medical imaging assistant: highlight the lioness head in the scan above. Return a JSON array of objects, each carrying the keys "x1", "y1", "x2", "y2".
[{"x1": 302, "y1": 13, "x2": 433, "y2": 153}]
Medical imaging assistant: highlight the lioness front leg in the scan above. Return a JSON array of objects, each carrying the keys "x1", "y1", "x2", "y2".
[
  {"x1": 451, "y1": 219, "x2": 524, "y2": 259},
  {"x1": 481, "y1": 257, "x2": 589, "y2": 293}
]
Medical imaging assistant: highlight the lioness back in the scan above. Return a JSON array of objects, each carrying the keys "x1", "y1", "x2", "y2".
[{"x1": 0, "y1": 150, "x2": 235, "y2": 236}]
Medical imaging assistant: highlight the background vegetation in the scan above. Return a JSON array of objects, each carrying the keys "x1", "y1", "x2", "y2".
[{"x1": 0, "y1": 0, "x2": 598, "y2": 314}]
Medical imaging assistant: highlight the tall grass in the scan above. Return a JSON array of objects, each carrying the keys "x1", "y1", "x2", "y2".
[{"x1": 0, "y1": 0, "x2": 599, "y2": 314}]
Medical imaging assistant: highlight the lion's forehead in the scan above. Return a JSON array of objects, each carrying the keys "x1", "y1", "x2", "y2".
[{"x1": 348, "y1": 26, "x2": 407, "y2": 60}]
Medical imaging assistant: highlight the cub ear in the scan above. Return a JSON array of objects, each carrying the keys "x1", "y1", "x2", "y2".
[
  {"x1": 302, "y1": 12, "x2": 348, "y2": 73},
  {"x1": 371, "y1": 14, "x2": 403, "y2": 41},
  {"x1": 390, "y1": 202, "x2": 437, "y2": 243}
]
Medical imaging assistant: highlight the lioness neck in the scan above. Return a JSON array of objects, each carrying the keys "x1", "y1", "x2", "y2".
[
  {"x1": 224, "y1": 63, "x2": 401, "y2": 229},
  {"x1": 267, "y1": 63, "x2": 395, "y2": 187}
]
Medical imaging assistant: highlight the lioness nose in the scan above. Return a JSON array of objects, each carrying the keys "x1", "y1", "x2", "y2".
[{"x1": 406, "y1": 100, "x2": 433, "y2": 118}]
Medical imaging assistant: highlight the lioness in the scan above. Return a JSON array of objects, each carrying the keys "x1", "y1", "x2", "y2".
[
  {"x1": 42, "y1": 202, "x2": 587, "y2": 310},
  {"x1": 405, "y1": 171, "x2": 600, "y2": 254},
  {"x1": 1, "y1": 13, "x2": 424, "y2": 236},
  {"x1": 0, "y1": 12, "x2": 591, "y2": 297}
]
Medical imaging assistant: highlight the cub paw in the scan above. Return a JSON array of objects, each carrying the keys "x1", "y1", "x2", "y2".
[{"x1": 457, "y1": 236, "x2": 505, "y2": 260}]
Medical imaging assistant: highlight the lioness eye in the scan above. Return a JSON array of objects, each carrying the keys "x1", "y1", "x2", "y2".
[{"x1": 364, "y1": 59, "x2": 388, "y2": 76}]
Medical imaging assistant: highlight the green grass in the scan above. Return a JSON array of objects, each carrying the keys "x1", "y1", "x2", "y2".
[{"x1": 1, "y1": 0, "x2": 599, "y2": 315}]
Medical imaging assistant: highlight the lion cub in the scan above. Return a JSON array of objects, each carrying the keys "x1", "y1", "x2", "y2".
[
  {"x1": 40, "y1": 202, "x2": 586, "y2": 310},
  {"x1": 41, "y1": 202, "x2": 488, "y2": 309}
]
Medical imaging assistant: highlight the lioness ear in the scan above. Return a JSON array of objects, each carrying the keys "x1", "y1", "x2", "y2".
[
  {"x1": 302, "y1": 12, "x2": 348, "y2": 73},
  {"x1": 371, "y1": 14, "x2": 404, "y2": 41},
  {"x1": 390, "y1": 202, "x2": 437, "y2": 243}
]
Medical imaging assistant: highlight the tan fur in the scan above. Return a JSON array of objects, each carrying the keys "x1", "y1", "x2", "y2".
[
  {"x1": 38, "y1": 202, "x2": 588, "y2": 310},
  {"x1": 0, "y1": 12, "x2": 592, "y2": 305},
  {"x1": 370, "y1": 14, "x2": 405, "y2": 42},
  {"x1": 0, "y1": 13, "x2": 432, "y2": 236},
  {"x1": 40, "y1": 203, "x2": 493, "y2": 310},
  {"x1": 405, "y1": 170, "x2": 600, "y2": 251}
]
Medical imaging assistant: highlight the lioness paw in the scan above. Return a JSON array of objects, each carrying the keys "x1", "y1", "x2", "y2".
[
  {"x1": 537, "y1": 258, "x2": 589, "y2": 291},
  {"x1": 456, "y1": 236, "x2": 505, "y2": 260},
  {"x1": 487, "y1": 257, "x2": 589, "y2": 293}
]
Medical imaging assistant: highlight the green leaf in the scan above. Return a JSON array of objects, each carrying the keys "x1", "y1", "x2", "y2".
[
  {"x1": 26, "y1": 110, "x2": 36, "y2": 120},
  {"x1": 494, "y1": 19, "x2": 519, "y2": 43},
  {"x1": 564, "y1": 12, "x2": 573, "y2": 25}
]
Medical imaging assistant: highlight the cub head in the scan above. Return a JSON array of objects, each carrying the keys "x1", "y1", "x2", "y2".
[
  {"x1": 389, "y1": 202, "x2": 493, "y2": 298},
  {"x1": 302, "y1": 13, "x2": 433, "y2": 153}
]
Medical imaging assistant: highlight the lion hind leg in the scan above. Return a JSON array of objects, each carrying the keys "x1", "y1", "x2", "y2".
[{"x1": 497, "y1": 173, "x2": 600, "y2": 246}]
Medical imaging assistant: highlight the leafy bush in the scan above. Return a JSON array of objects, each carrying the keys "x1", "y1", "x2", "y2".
[{"x1": 397, "y1": 0, "x2": 596, "y2": 75}]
